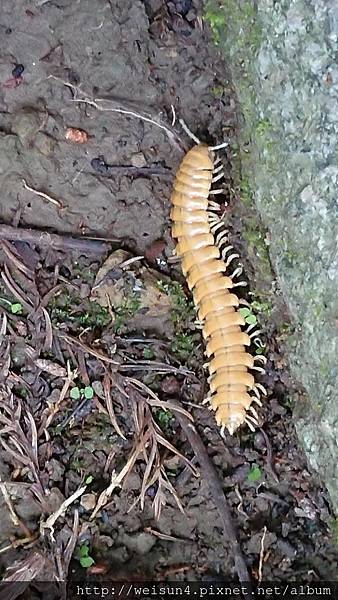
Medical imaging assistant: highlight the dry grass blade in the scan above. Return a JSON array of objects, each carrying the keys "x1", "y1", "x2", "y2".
[
  {"x1": 119, "y1": 359, "x2": 193, "y2": 376},
  {"x1": 2, "y1": 552, "x2": 48, "y2": 581},
  {"x1": 90, "y1": 449, "x2": 139, "y2": 520},
  {"x1": 103, "y1": 373, "x2": 126, "y2": 439},
  {"x1": 42, "y1": 307, "x2": 53, "y2": 351},
  {"x1": 58, "y1": 332, "x2": 119, "y2": 365},
  {"x1": 0, "y1": 390, "x2": 44, "y2": 494},
  {"x1": 0, "y1": 477, "x2": 33, "y2": 539},
  {"x1": 1, "y1": 269, "x2": 33, "y2": 312},
  {"x1": 126, "y1": 377, "x2": 193, "y2": 420},
  {"x1": 0, "y1": 341, "x2": 11, "y2": 379},
  {"x1": 0, "y1": 552, "x2": 50, "y2": 600},
  {"x1": 1, "y1": 240, "x2": 34, "y2": 278},
  {"x1": 0, "y1": 312, "x2": 7, "y2": 337},
  {"x1": 22, "y1": 178, "x2": 63, "y2": 208},
  {"x1": 35, "y1": 359, "x2": 67, "y2": 378},
  {"x1": 126, "y1": 385, "x2": 198, "y2": 518},
  {"x1": 63, "y1": 510, "x2": 79, "y2": 571},
  {"x1": 144, "y1": 527, "x2": 186, "y2": 542},
  {"x1": 40, "y1": 483, "x2": 87, "y2": 541},
  {"x1": 0, "y1": 534, "x2": 39, "y2": 557},
  {"x1": 258, "y1": 526, "x2": 267, "y2": 583},
  {"x1": 38, "y1": 361, "x2": 77, "y2": 436}
]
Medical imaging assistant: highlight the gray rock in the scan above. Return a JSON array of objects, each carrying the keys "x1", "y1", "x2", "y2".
[{"x1": 212, "y1": 0, "x2": 338, "y2": 511}]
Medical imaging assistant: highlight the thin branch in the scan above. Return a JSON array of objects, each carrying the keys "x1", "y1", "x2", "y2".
[
  {"x1": 0, "y1": 224, "x2": 112, "y2": 255},
  {"x1": 171, "y1": 400, "x2": 252, "y2": 586},
  {"x1": 40, "y1": 483, "x2": 87, "y2": 541}
]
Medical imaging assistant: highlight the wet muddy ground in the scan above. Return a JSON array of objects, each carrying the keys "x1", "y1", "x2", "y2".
[{"x1": 0, "y1": 0, "x2": 337, "y2": 592}]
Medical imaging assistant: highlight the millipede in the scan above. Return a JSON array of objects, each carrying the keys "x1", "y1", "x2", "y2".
[{"x1": 170, "y1": 134, "x2": 267, "y2": 436}]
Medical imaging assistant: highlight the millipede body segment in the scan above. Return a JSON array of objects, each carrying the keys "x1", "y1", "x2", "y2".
[{"x1": 170, "y1": 144, "x2": 265, "y2": 435}]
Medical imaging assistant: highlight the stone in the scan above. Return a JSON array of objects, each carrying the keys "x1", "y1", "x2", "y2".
[
  {"x1": 80, "y1": 493, "x2": 97, "y2": 511},
  {"x1": 213, "y1": 0, "x2": 338, "y2": 511}
]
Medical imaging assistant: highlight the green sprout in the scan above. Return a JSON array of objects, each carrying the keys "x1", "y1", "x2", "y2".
[
  {"x1": 247, "y1": 465, "x2": 262, "y2": 482},
  {"x1": 76, "y1": 543, "x2": 95, "y2": 569},
  {"x1": 70, "y1": 385, "x2": 94, "y2": 401}
]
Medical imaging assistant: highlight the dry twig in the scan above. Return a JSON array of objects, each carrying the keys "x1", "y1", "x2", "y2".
[
  {"x1": 0, "y1": 223, "x2": 112, "y2": 254},
  {"x1": 171, "y1": 400, "x2": 252, "y2": 585}
]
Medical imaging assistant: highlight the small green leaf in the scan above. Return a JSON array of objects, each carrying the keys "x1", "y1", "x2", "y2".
[
  {"x1": 79, "y1": 544, "x2": 89, "y2": 558},
  {"x1": 245, "y1": 314, "x2": 257, "y2": 325},
  {"x1": 247, "y1": 465, "x2": 262, "y2": 482},
  {"x1": 239, "y1": 307, "x2": 251, "y2": 318},
  {"x1": 70, "y1": 386, "x2": 81, "y2": 400},
  {"x1": 80, "y1": 556, "x2": 95, "y2": 568},
  {"x1": 85, "y1": 475, "x2": 93, "y2": 485},
  {"x1": 11, "y1": 303, "x2": 23, "y2": 314},
  {"x1": 84, "y1": 386, "x2": 94, "y2": 399}
]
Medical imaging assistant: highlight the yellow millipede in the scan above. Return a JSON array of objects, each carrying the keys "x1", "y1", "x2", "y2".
[{"x1": 170, "y1": 143, "x2": 267, "y2": 435}]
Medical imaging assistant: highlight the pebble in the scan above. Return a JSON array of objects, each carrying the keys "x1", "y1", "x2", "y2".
[
  {"x1": 130, "y1": 152, "x2": 147, "y2": 168},
  {"x1": 80, "y1": 493, "x2": 97, "y2": 511},
  {"x1": 160, "y1": 375, "x2": 181, "y2": 395}
]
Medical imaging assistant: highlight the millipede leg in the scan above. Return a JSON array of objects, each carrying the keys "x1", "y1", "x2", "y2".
[
  {"x1": 249, "y1": 329, "x2": 262, "y2": 338},
  {"x1": 209, "y1": 189, "x2": 224, "y2": 195},
  {"x1": 215, "y1": 231, "x2": 230, "y2": 246},
  {"x1": 211, "y1": 222, "x2": 226, "y2": 235},
  {"x1": 254, "y1": 355, "x2": 267, "y2": 365},
  {"x1": 252, "y1": 387, "x2": 261, "y2": 400},
  {"x1": 249, "y1": 405, "x2": 259, "y2": 420},
  {"x1": 239, "y1": 298, "x2": 251, "y2": 307},
  {"x1": 209, "y1": 141, "x2": 229, "y2": 151},
  {"x1": 208, "y1": 200, "x2": 222, "y2": 210},
  {"x1": 212, "y1": 171, "x2": 224, "y2": 183},
  {"x1": 251, "y1": 366, "x2": 265, "y2": 374},
  {"x1": 244, "y1": 417, "x2": 256, "y2": 431},
  {"x1": 230, "y1": 266, "x2": 243, "y2": 279},
  {"x1": 256, "y1": 383, "x2": 267, "y2": 396},
  {"x1": 225, "y1": 253, "x2": 240, "y2": 268},
  {"x1": 213, "y1": 163, "x2": 224, "y2": 174},
  {"x1": 254, "y1": 338, "x2": 266, "y2": 351}
]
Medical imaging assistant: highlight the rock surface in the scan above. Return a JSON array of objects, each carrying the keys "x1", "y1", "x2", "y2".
[{"x1": 208, "y1": 0, "x2": 338, "y2": 510}]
